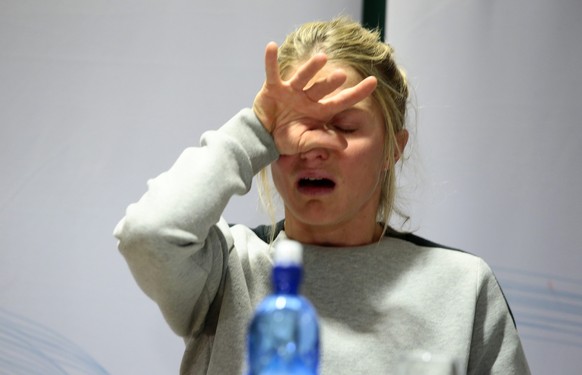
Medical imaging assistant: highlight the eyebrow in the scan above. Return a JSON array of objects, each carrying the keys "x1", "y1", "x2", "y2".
[{"x1": 335, "y1": 107, "x2": 371, "y2": 119}]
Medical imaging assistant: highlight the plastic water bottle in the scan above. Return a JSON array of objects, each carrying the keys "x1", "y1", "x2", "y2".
[{"x1": 247, "y1": 239, "x2": 320, "y2": 375}]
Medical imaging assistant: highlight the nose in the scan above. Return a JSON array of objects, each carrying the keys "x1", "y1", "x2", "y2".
[
  {"x1": 300, "y1": 147, "x2": 329, "y2": 161},
  {"x1": 298, "y1": 127, "x2": 347, "y2": 159}
]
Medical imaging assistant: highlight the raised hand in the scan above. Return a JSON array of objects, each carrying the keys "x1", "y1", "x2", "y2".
[{"x1": 253, "y1": 42, "x2": 377, "y2": 156}]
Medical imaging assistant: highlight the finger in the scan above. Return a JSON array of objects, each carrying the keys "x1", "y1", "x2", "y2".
[
  {"x1": 289, "y1": 53, "x2": 328, "y2": 91},
  {"x1": 320, "y1": 76, "x2": 378, "y2": 112},
  {"x1": 264, "y1": 42, "x2": 281, "y2": 85},
  {"x1": 303, "y1": 69, "x2": 347, "y2": 102}
]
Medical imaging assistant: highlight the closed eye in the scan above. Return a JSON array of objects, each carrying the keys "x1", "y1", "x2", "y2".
[
  {"x1": 330, "y1": 110, "x2": 365, "y2": 134},
  {"x1": 332, "y1": 124, "x2": 358, "y2": 133}
]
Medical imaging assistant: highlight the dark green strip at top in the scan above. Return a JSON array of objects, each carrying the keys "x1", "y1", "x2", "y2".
[{"x1": 362, "y1": 0, "x2": 387, "y2": 41}]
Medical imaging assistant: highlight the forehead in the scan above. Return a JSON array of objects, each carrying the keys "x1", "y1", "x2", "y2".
[
  {"x1": 310, "y1": 62, "x2": 380, "y2": 116},
  {"x1": 283, "y1": 60, "x2": 382, "y2": 121},
  {"x1": 308, "y1": 62, "x2": 362, "y2": 87}
]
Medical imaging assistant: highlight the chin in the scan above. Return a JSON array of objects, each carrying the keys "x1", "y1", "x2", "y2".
[{"x1": 293, "y1": 211, "x2": 343, "y2": 228}]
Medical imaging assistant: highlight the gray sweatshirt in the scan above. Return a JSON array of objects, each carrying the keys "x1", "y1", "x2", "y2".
[{"x1": 114, "y1": 109, "x2": 530, "y2": 375}]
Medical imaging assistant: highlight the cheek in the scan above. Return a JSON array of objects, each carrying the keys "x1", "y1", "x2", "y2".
[
  {"x1": 349, "y1": 140, "x2": 386, "y2": 174},
  {"x1": 355, "y1": 155, "x2": 385, "y2": 186},
  {"x1": 271, "y1": 156, "x2": 292, "y2": 192}
]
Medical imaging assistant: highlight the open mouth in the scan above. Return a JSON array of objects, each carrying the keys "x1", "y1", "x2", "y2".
[{"x1": 297, "y1": 177, "x2": 336, "y2": 194}]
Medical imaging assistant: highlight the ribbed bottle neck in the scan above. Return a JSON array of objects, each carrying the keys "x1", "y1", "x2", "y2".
[{"x1": 272, "y1": 265, "x2": 302, "y2": 295}]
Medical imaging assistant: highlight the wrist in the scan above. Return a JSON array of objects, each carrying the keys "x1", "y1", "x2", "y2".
[{"x1": 252, "y1": 106, "x2": 273, "y2": 133}]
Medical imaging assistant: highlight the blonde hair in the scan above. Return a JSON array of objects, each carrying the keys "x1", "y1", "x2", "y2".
[{"x1": 259, "y1": 17, "x2": 409, "y2": 237}]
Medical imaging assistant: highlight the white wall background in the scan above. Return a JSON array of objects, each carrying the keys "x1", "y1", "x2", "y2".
[
  {"x1": 0, "y1": 0, "x2": 580, "y2": 374},
  {"x1": 387, "y1": 0, "x2": 582, "y2": 374}
]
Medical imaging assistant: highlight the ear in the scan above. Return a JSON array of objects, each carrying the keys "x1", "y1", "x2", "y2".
[
  {"x1": 394, "y1": 129, "x2": 409, "y2": 162},
  {"x1": 383, "y1": 129, "x2": 409, "y2": 170}
]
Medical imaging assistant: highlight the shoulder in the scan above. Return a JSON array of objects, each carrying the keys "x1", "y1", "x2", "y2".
[
  {"x1": 385, "y1": 232, "x2": 502, "y2": 296},
  {"x1": 385, "y1": 231, "x2": 483, "y2": 269},
  {"x1": 388, "y1": 231, "x2": 516, "y2": 326},
  {"x1": 386, "y1": 230, "x2": 475, "y2": 262}
]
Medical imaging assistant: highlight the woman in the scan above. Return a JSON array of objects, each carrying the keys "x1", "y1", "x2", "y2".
[{"x1": 114, "y1": 17, "x2": 530, "y2": 374}]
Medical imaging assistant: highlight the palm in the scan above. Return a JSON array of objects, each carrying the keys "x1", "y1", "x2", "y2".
[{"x1": 253, "y1": 42, "x2": 377, "y2": 155}]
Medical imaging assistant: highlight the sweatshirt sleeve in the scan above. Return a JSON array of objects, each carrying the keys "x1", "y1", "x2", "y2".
[
  {"x1": 113, "y1": 108, "x2": 279, "y2": 337},
  {"x1": 468, "y1": 260, "x2": 531, "y2": 374}
]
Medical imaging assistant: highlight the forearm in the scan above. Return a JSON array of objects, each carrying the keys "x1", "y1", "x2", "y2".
[{"x1": 113, "y1": 108, "x2": 278, "y2": 335}]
